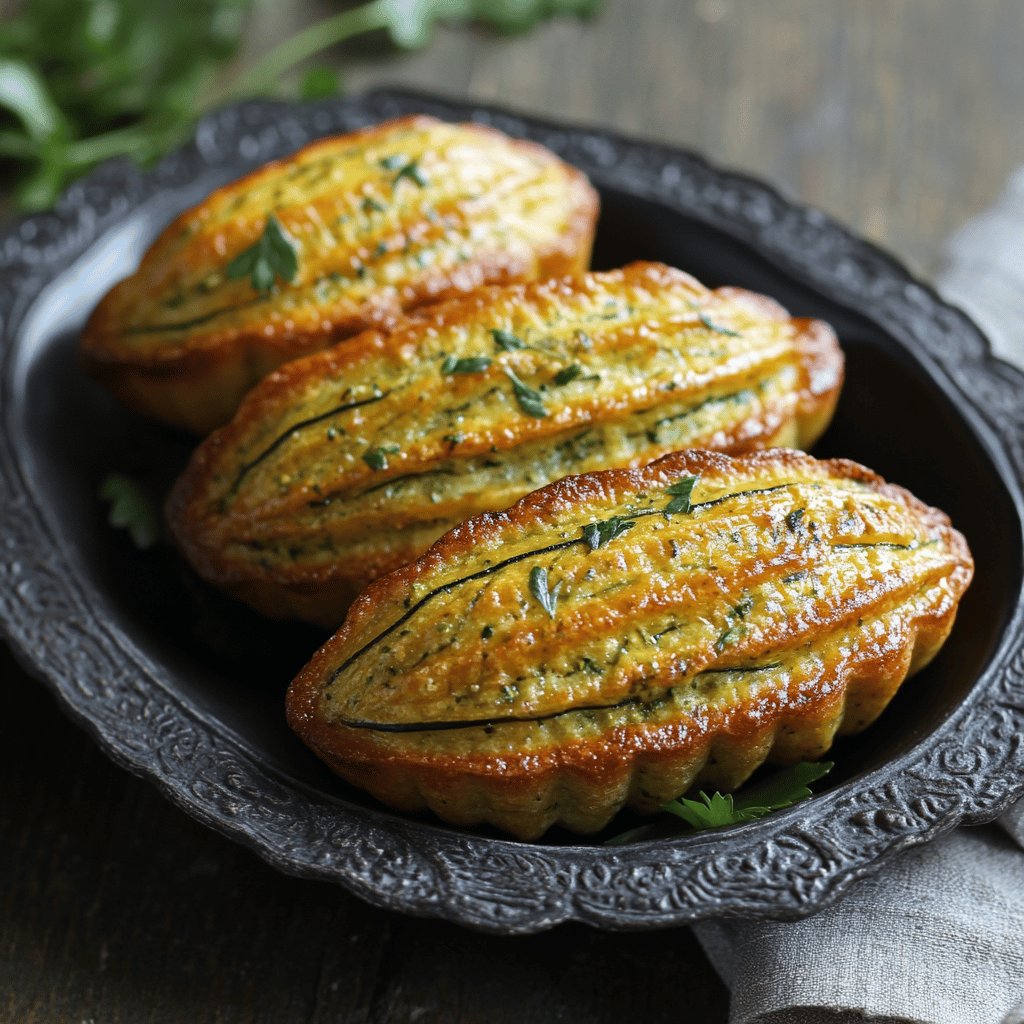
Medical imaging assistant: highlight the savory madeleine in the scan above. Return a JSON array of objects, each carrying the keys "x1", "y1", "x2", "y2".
[
  {"x1": 286, "y1": 448, "x2": 973, "y2": 840},
  {"x1": 81, "y1": 115, "x2": 598, "y2": 433},
  {"x1": 168, "y1": 262, "x2": 843, "y2": 626}
]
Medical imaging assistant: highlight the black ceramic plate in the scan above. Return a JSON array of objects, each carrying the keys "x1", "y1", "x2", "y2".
[{"x1": 2, "y1": 89, "x2": 1023, "y2": 934}]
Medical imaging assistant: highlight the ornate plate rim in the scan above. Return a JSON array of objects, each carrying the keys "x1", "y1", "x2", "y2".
[{"x1": 2, "y1": 88, "x2": 1023, "y2": 934}]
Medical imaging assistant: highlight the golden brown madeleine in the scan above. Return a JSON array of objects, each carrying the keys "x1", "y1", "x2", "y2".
[
  {"x1": 286, "y1": 448, "x2": 972, "y2": 840},
  {"x1": 168, "y1": 263, "x2": 843, "y2": 625},
  {"x1": 81, "y1": 115, "x2": 598, "y2": 433}
]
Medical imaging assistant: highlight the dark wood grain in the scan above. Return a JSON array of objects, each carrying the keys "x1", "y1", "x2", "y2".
[{"x1": 3, "y1": 1, "x2": 1022, "y2": 1020}]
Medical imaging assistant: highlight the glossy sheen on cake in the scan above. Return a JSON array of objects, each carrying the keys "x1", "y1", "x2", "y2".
[
  {"x1": 168, "y1": 263, "x2": 843, "y2": 626},
  {"x1": 81, "y1": 115, "x2": 599, "y2": 433},
  {"x1": 286, "y1": 448, "x2": 973, "y2": 840}
]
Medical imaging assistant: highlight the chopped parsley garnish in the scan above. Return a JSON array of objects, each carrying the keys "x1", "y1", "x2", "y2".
[
  {"x1": 491, "y1": 328, "x2": 525, "y2": 351},
  {"x1": 699, "y1": 312, "x2": 741, "y2": 337},
  {"x1": 99, "y1": 473, "x2": 158, "y2": 549},
  {"x1": 786, "y1": 508, "x2": 805, "y2": 532},
  {"x1": 664, "y1": 474, "x2": 699, "y2": 514},
  {"x1": 226, "y1": 215, "x2": 298, "y2": 294},
  {"x1": 379, "y1": 154, "x2": 407, "y2": 170},
  {"x1": 441, "y1": 354, "x2": 492, "y2": 375},
  {"x1": 582, "y1": 516, "x2": 634, "y2": 550},
  {"x1": 553, "y1": 363, "x2": 584, "y2": 386},
  {"x1": 529, "y1": 565, "x2": 561, "y2": 618},
  {"x1": 506, "y1": 369, "x2": 548, "y2": 418},
  {"x1": 481, "y1": 625, "x2": 494, "y2": 640},
  {"x1": 732, "y1": 595, "x2": 754, "y2": 618},
  {"x1": 362, "y1": 443, "x2": 401, "y2": 471},
  {"x1": 362, "y1": 196, "x2": 387, "y2": 213}
]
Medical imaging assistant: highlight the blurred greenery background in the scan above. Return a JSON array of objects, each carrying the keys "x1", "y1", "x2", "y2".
[{"x1": 0, "y1": 0, "x2": 603, "y2": 209}]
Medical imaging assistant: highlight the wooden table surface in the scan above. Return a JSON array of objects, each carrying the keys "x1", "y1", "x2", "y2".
[{"x1": 3, "y1": 2, "x2": 1022, "y2": 1021}]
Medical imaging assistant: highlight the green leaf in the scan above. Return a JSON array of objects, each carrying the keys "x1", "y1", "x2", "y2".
[
  {"x1": 786, "y1": 508, "x2": 805, "y2": 532},
  {"x1": 299, "y1": 66, "x2": 340, "y2": 100},
  {"x1": 664, "y1": 474, "x2": 699, "y2": 514},
  {"x1": 491, "y1": 328, "x2": 525, "y2": 351},
  {"x1": 441, "y1": 354, "x2": 492, "y2": 375},
  {"x1": 553, "y1": 363, "x2": 583, "y2": 386},
  {"x1": 699, "y1": 312, "x2": 741, "y2": 337},
  {"x1": 506, "y1": 369, "x2": 548, "y2": 418},
  {"x1": 226, "y1": 215, "x2": 299, "y2": 294},
  {"x1": 732, "y1": 761, "x2": 834, "y2": 813},
  {"x1": 0, "y1": 59, "x2": 68, "y2": 143},
  {"x1": 99, "y1": 473, "x2": 158, "y2": 549},
  {"x1": 664, "y1": 762, "x2": 834, "y2": 831},
  {"x1": 394, "y1": 158, "x2": 429, "y2": 187},
  {"x1": 362, "y1": 443, "x2": 401, "y2": 470},
  {"x1": 582, "y1": 516, "x2": 634, "y2": 551},
  {"x1": 663, "y1": 790, "x2": 740, "y2": 830},
  {"x1": 528, "y1": 565, "x2": 560, "y2": 617}
]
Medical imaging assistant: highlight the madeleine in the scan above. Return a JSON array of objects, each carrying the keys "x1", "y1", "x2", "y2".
[
  {"x1": 169, "y1": 263, "x2": 843, "y2": 625},
  {"x1": 286, "y1": 449, "x2": 972, "y2": 839},
  {"x1": 82, "y1": 115, "x2": 598, "y2": 433}
]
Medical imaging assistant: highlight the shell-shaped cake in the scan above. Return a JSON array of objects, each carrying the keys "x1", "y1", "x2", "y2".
[
  {"x1": 168, "y1": 263, "x2": 843, "y2": 626},
  {"x1": 81, "y1": 115, "x2": 599, "y2": 433},
  {"x1": 286, "y1": 449, "x2": 973, "y2": 840}
]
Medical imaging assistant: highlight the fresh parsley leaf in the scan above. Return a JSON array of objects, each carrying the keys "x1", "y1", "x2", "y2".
[
  {"x1": 362, "y1": 195, "x2": 387, "y2": 214},
  {"x1": 604, "y1": 761, "x2": 833, "y2": 844},
  {"x1": 699, "y1": 312, "x2": 741, "y2": 337},
  {"x1": 441, "y1": 354, "x2": 491, "y2": 375},
  {"x1": 663, "y1": 790, "x2": 742, "y2": 829},
  {"x1": 553, "y1": 363, "x2": 583, "y2": 386},
  {"x1": 731, "y1": 761, "x2": 833, "y2": 813},
  {"x1": 529, "y1": 565, "x2": 561, "y2": 617},
  {"x1": 732, "y1": 594, "x2": 754, "y2": 618},
  {"x1": 99, "y1": 473, "x2": 158, "y2": 549},
  {"x1": 226, "y1": 216, "x2": 299, "y2": 294},
  {"x1": 786, "y1": 508, "x2": 806, "y2": 532},
  {"x1": 362, "y1": 443, "x2": 401, "y2": 471},
  {"x1": 582, "y1": 516, "x2": 634, "y2": 550},
  {"x1": 491, "y1": 328, "x2": 525, "y2": 351},
  {"x1": 664, "y1": 474, "x2": 699, "y2": 514},
  {"x1": 506, "y1": 369, "x2": 548, "y2": 418}
]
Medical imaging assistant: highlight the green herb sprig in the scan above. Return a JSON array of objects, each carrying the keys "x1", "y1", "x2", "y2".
[
  {"x1": 664, "y1": 474, "x2": 699, "y2": 514},
  {"x1": 363, "y1": 443, "x2": 401, "y2": 470},
  {"x1": 529, "y1": 565, "x2": 561, "y2": 617},
  {"x1": 491, "y1": 328, "x2": 526, "y2": 351},
  {"x1": 506, "y1": 369, "x2": 548, "y2": 418},
  {"x1": 441, "y1": 354, "x2": 492, "y2": 375},
  {"x1": 226, "y1": 216, "x2": 298, "y2": 294},
  {"x1": 99, "y1": 472, "x2": 158, "y2": 549},
  {"x1": 605, "y1": 761, "x2": 833, "y2": 845},
  {"x1": 0, "y1": 0, "x2": 605, "y2": 211},
  {"x1": 582, "y1": 515, "x2": 633, "y2": 550}
]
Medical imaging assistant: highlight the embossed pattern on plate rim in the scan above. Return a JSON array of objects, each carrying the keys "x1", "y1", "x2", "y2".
[{"x1": 1, "y1": 89, "x2": 1022, "y2": 934}]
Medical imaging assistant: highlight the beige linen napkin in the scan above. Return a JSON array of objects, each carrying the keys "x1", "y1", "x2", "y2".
[{"x1": 693, "y1": 167, "x2": 1024, "y2": 1024}]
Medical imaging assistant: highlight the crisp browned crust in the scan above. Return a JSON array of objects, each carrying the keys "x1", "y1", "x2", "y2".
[
  {"x1": 168, "y1": 262, "x2": 844, "y2": 626},
  {"x1": 286, "y1": 448, "x2": 973, "y2": 839},
  {"x1": 81, "y1": 115, "x2": 599, "y2": 433}
]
